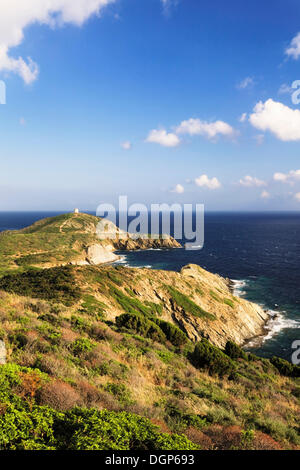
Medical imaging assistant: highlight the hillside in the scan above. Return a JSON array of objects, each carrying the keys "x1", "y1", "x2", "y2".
[
  {"x1": 0, "y1": 212, "x2": 180, "y2": 273},
  {"x1": 0, "y1": 262, "x2": 299, "y2": 449},
  {"x1": 0, "y1": 213, "x2": 299, "y2": 450}
]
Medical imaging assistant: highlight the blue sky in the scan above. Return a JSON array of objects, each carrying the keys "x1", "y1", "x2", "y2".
[{"x1": 1, "y1": 0, "x2": 300, "y2": 210}]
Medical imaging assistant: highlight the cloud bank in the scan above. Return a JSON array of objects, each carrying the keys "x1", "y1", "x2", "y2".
[
  {"x1": 195, "y1": 175, "x2": 221, "y2": 190},
  {"x1": 249, "y1": 99, "x2": 300, "y2": 142},
  {"x1": 176, "y1": 118, "x2": 235, "y2": 140},
  {"x1": 171, "y1": 183, "x2": 184, "y2": 194},
  {"x1": 274, "y1": 169, "x2": 300, "y2": 184},
  {"x1": 0, "y1": 0, "x2": 115, "y2": 83},
  {"x1": 239, "y1": 175, "x2": 266, "y2": 187},
  {"x1": 285, "y1": 32, "x2": 300, "y2": 60},
  {"x1": 146, "y1": 129, "x2": 180, "y2": 147}
]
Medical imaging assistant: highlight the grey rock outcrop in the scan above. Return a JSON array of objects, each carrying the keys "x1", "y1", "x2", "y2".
[{"x1": 0, "y1": 340, "x2": 6, "y2": 365}]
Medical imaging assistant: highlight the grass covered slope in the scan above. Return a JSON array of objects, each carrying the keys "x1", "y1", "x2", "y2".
[
  {"x1": 0, "y1": 213, "x2": 100, "y2": 272},
  {"x1": 0, "y1": 265, "x2": 299, "y2": 450},
  {"x1": 0, "y1": 263, "x2": 268, "y2": 347},
  {"x1": 0, "y1": 212, "x2": 180, "y2": 273}
]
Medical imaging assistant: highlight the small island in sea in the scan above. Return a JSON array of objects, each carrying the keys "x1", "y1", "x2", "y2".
[{"x1": 0, "y1": 212, "x2": 299, "y2": 450}]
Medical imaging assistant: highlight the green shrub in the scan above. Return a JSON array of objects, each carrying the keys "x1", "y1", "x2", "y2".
[
  {"x1": 153, "y1": 319, "x2": 188, "y2": 347},
  {"x1": 190, "y1": 339, "x2": 235, "y2": 377},
  {"x1": 270, "y1": 356, "x2": 300, "y2": 378},
  {"x1": 224, "y1": 341, "x2": 247, "y2": 360},
  {"x1": 58, "y1": 408, "x2": 199, "y2": 450},
  {"x1": 71, "y1": 338, "x2": 95, "y2": 356},
  {"x1": 0, "y1": 364, "x2": 198, "y2": 450},
  {"x1": 71, "y1": 316, "x2": 89, "y2": 332},
  {"x1": 0, "y1": 266, "x2": 81, "y2": 306},
  {"x1": 165, "y1": 402, "x2": 207, "y2": 432},
  {"x1": 116, "y1": 313, "x2": 166, "y2": 343},
  {"x1": 105, "y1": 383, "x2": 134, "y2": 406}
]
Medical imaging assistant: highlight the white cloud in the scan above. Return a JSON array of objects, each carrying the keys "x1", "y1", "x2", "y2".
[
  {"x1": 146, "y1": 129, "x2": 180, "y2": 147},
  {"x1": 195, "y1": 175, "x2": 221, "y2": 190},
  {"x1": 261, "y1": 190, "x2": 270, "y2": 199},
  {"x1": 239, "y1": 175, "x2": 266, "y2": 187},
  {"x1": 285, "y1": 32, "x2": 300, "y2": 59},
  {"x1": 176, "y1": 118, "x2": 235, "y2": 140},
  {"x1": 0, "y1": 0, "x2": 115, "y2": 83},
  {"x1": 161, "y1": 0, "x2": 178, "y2": 14},
  {"x1": 274, "y1": 169, "x2": 300, "y2": 184},
  {"x1": 278, "y1": 83, "x2": 293, "y2": 95},
  {"x1": 249, "y1": 99, "x2": 300, "y2": 141},
  {"x1": 295, "y1": 192, "x2": 300, "y2": 201},
  {"x1": 121, "y1": 141, "x2": 132, "y2": 150},
  {"x1": 171, "y1": 183, "x2": 184, "y2": 194},
  {"x1": 237, "y1": 77, "x2": 254, "y2": 89},
  {"x1": 239, "y1": 113, "x2": 247, "y2": 123}
]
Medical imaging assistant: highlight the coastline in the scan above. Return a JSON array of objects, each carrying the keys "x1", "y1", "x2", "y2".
[{"x1": 230, "y1": 278, "x2": 300, "y2": 350}]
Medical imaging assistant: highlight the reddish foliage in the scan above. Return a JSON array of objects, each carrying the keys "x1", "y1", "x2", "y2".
[
  {"x1": 204, "y1": 425, "x2": 248, "y2": 450},
  {"x1": 76, "y1": 380, "x2": 101, "y2": 406},
  {"x1": 37, "y1": 379, "x2": 81, "y2": 410},
  {"x1": 252, "y1": 431, "x2": 283, "y2": 450},
  {"x1": 184, "y1": 427, "x2": 213, "y2": 449},
  {"x1": 150, "y1": 419, "x2": 172, "y2": 434},
  {"x1": 16, "y1": 372, "x2": 41, "y2": 401},
  {"x1": 202, "y1": 425, "x2": 283, "y2": 450}
]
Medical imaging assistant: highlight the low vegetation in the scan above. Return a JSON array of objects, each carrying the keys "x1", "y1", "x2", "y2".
[
  {"x1": 167, "y1": 286, "x2": 216, "y2": 321},
  {"x1": 0, "y1": 268, "x2": 299, "y2": 450},
  {"x1": 0, "y1": 266, "x2": 81, "y2": 306},
  {"x1": 0, "y1": 216, "x2": 298, "y2": 451}
]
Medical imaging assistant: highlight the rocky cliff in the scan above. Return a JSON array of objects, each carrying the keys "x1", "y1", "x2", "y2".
[
  {"x1": 70, "y1": 263, "x2": 269, "y2": 348},
  {"x1": 0, "y1": 212, "x2": 180, "y2": 271}
]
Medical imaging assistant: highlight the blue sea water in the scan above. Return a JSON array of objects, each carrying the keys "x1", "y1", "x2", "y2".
[{"x1": 0, "y1": 211, "x2": 300, "y2": 361}]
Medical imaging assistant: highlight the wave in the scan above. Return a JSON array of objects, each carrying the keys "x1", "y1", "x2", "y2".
[
  {"x1": 231, "y1": 279, "x2": 247, "y2": 297},
  {"x1": 247, "y1": 310, "x2": 300, "y2": 348},
  {"x1": 262, "y1": 310, "x2": 299, "y2": 343},
  {"x1": 231, "y1": 279, "x2": 300, "y2": 347}
]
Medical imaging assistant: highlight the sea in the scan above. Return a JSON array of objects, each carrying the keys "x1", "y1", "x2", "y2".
[{"x1": 1, "y1": 211, "x2": 300, "y2": 361}]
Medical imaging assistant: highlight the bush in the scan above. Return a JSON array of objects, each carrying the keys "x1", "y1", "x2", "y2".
[
  {"x1": 190, "y1": 339, "x2": 235, "y2": 377},
  {"x1": 153, "y1": 319, "x2": 188, "y2": 347},
  {"x1": 37, "y1": 380, "x2": 81, "y2": 410},
  {"x1": 0, "y1": 266, "x2": 81, "y2": 306},
  {"x1": 105, "y1": 383, "x2": 134, "y2": 406},
  {"x1": 71, "y1": 338, "x2": 95, "y2": 356},
  {"x1": 116, "y1": 313, "x2": 166, "y2": 343},
  {"x1": 0, "y1": 364, "x2": 198, "y2": 450},
  {"x1": 270, "y1": 356, "x2": 300, "y2": 378},
  {"x1": 224, "y1": 341, "x2": 247, "y2": 360},
  {"x1": 58, "y1": 408, "x2": 199, "y2": 450}
]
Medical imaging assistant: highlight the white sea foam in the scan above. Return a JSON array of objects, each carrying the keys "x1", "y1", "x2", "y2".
[
  {"x1": 260, "y1": 311, "x2": 300, "y2": 344},
  {"x1": 231, "y1": 279, "x2": 300, "y2": 347},
  {"x1": 247, "y1": 311, "x2": 300, "y2": 348},
  {"x1": 113, "y1": 255, "x2": 128, "y2": 265},
  {"x1": 231, "y1": 279, "x2": 247, "y2": 297},
  {"x1": 134, "y1": 264, "x2": 153, "y2": 269}
]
